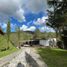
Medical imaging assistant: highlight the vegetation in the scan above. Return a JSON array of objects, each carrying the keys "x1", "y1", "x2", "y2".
[
  {"x1": 16, "y1": 26, "x2": 21, "y2": 45},
  {"x1": 0, "y1": 21, "x2": 18, "y2": 58},
  {"x1": 47, "y1": 0, "x2": 67, "y2": 49},
  {"x1": 38, "y1": 48, "x2": 67, "y2": 67},
  {"x1": 0, "y1": 19, "x2": 56, "y2": 58},
  {"x1": 0, "y1": 35, "x2": 8, "y2": 50},
  {"x1": 10, "y1": 32, "x2": 33, "y2": 46},
  {"x1": 9, "y1": 31, "x2": 56, "y2": 46},
  {"x1": 0, "y1": 35, "x2": 17, "y2": 58},
  {"x1": 7, "y1": 21, "x2": 11, "y2": 48}
]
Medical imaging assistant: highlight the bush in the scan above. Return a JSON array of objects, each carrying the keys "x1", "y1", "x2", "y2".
[
  {"x1": 57, "y1": 41, "x2": 63, "y2": 49},
  {"x1": 0, "y1": 47, "x2": 9, "y2": 51}
]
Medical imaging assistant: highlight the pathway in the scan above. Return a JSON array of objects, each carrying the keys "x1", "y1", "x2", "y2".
[{"x1": 2, "y1": 47, "x2": 47, "y2": 67}]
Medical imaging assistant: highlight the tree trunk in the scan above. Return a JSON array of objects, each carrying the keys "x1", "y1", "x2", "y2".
[
  {"x1": 55, "y1": 29, "x2": 59, "y2": 47},
  {"x1": 62, "y1": 29, "x2": 67, "y2": 49},
  {"x1": 58, "y1": 28, "x2": 65, "y2": 49}
]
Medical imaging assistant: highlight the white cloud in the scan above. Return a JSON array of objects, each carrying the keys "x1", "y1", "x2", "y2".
[
  {"x1": 11, "y1": 23, "x2": 16, "y2": 28},
  {"x1": 14, "y1": 8, "x2": 26, "y2": 21},
  {"x1": 0, "y1": 0, "x2": 25, "y2": 22},
  {"x1": 39, "y1": 25, "x2": 55, "y2": 32},
  {"x1": 0, "y1": 23, "x2": 7, "y2": 29},
  {"x1": 39, "y1": 27, "x2": 45, "y2": 32},
  {"x1": 20, "y1": 25, "x2": 36, "y2": 31},
  {"x1": 0, "y1": 0, "x2": 48, "y2": 23},
  {"x1": 22, "y1": 0, "x2": 48, "y2": 13},
  {"x1": 0, "y1": 22, "x2": 17, "y2": 32},
  {"x1": 20, "y1": 25, "x2": 28, "y2": 31},
  {"x1": 2, "y1": 24, "x2": 7, "y2": 29},
  {"x1": 0, "y1": 0, "x2": 19, "y2": 14},
  {"x1": 27, "y1": 26, "x2": 36, "y2": 31},
  {"x1": 34, "y1": 16, "x2": 48, "y2": 25}
]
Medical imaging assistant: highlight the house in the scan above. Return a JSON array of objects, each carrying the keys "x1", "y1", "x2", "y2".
[
  {"x1": 39, "y1": 38, "x2": 57, "y2": 47},
  {"x1": 20, "y1": 38, "x2": 57, "y2": 47}
]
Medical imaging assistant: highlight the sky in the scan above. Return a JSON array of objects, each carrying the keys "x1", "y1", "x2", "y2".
[{"x1": 0, "y1": 0, "x2": 55, "y2": 32}]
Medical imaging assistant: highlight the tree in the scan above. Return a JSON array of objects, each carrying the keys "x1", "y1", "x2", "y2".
[
  {"x1": 47, "y1": 0, "x2": 67, "y2": 49},
  {"x1": 7, "y1": 20, "x2": 11, "y2": 48},
  {"x1": 16, "y1": 26, "x2": 20, "y2": 46},
  {"x1": 33, "y1": 29, "x2": 40, "y2": 40}
]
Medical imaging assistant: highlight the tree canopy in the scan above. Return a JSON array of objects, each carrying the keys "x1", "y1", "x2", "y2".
[{"x1": 47, "y1": 0, "x2": 67, "y2": 49}]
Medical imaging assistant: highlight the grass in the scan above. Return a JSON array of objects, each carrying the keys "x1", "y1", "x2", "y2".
[
  {"x1": 0, "y1": 32, "x2": 33, "y2": 57},
  {"x1": 38, "y1": 48, "x2": 67, "y2": 67},
  {"x1": 0, "y1": 43, "x2": 18, "y2": 58},
  {"x1": 0, "y1": 35, "x2": 18, "y2": 58},
  {"x1": 0, "y1": 35, "x2": 8, "y2": 50}
]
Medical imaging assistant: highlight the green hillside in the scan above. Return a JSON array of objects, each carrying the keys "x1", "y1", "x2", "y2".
[
  {"x1": 9, "y1": 31, "x2": 56, "y2": 46},
  {"x1": 0, "y1": 34, "x2": 17, "y2": 58},
  {"x1": 0, "y1": 35, "x2": 8, "y2": 50},
  {"x1": 10, "y1": 32, "x2": 33, "y2": 46}
]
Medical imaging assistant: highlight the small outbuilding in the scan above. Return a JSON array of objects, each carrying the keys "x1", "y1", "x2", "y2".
[{"x1": 39, "y1": 38, "x2": 57, "y2": 47}]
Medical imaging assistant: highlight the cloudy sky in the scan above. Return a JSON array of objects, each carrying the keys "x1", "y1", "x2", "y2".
[{"x1": 0, "y1": 0, "x2": 55, "y2": 32}]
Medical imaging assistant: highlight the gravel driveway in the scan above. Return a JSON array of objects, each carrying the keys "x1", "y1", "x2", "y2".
[{"x1": 2, "y1": 47, "x2": 47, "y2": 67}]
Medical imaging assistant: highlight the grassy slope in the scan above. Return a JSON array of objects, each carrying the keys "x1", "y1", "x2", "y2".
[
  {"x1": 10, "y1": 32, "x2": 56, "y2": 46},
  {"x1": 38, "y1": 48, "x2": 67, "y2": 67},
  {"x1": 0, "y1": 35, "x2": 18, "y2": 58},
  {"x1": 10, "y1": 32, "x2": 33, "y2": 46}
]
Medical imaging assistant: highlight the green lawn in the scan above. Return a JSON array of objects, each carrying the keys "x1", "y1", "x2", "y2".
[
  {"x1": 0, "y1": 35, "x2": 18, "y2": 58},
  {"x1": 38, "y1": 48, "x2": 67, "y2": 67}
]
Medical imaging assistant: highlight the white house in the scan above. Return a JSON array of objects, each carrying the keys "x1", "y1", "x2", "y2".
[{"x1": 39, "y1": 38, "x2": 57, "y2": 47}]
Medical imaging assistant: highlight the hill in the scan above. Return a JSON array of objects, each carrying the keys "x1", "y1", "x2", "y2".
[
  {"x1": 0, "y1": 34, "x2": 17, "y2": 58},
  {"x1": 9, "y1": 31, "x2": 56, "y2": 46}
]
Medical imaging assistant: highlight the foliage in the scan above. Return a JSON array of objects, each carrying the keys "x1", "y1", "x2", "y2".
[
  {"x1": 0, "y1": 35, "x2": 8, "y2": 50},
  {"x1": 16, "y1": 26, "x2": 20, "y2": 45},
  {"x1": 33, "y1": 30, "x2": 40, "y2": 40},
  {"x1": 9, "y1": 31, "x2": 56, "y2": 46},
  {"x1": 47, "y1": 0, "x2": 67, "y2": 30},
  {"x1": 0, "y1": 34, "x2": 17, "y2": 58},
  {"x1": 47, "y1": 0, "x2": 67, "y2": 49},
  {"x1": 7, "y1": 20, "x2": 11, "y2": 43}
]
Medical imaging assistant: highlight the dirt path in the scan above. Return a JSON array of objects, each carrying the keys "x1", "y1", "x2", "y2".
[{"x1": 3, "y1": 47, "x2": 47, "y2": 67}]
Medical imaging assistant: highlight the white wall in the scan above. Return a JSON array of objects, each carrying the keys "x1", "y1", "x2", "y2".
[
  {"x1": 39, "y1": 40, "x2": 49, "y2": 46},
  {"x1": 39, "y1": 38, "x2": 57, "y2": 47}
]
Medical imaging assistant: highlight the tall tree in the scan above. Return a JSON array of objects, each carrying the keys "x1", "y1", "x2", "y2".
[
  {"x1": 47, "y1": 0, "x2": 67, "y2": 49},
  {"x1": 7, "y1": 20, "x2": 11, "y2": 47},
  {"x1": 16, "y1": 26, "x2": 20, "y2": 45}
]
